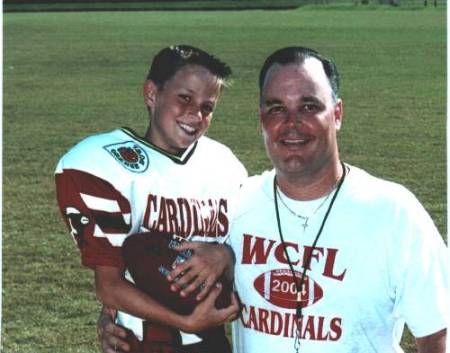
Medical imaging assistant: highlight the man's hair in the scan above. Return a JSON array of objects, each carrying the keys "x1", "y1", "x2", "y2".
[
  {"x1": 259, "y1": 46, "x2": 340, "y2": 101},
  {"x1": 147, "y1": 45, "x2": 232, "y2": 89}
]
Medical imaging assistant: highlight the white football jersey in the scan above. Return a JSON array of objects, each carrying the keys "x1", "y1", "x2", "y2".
[{"x1": 55, "y1": 127, "x2": 247, "y2": 270}]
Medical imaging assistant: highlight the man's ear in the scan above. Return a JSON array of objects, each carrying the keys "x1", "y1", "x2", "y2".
[
  {"x1": 258, "y1": 99, "x2": 266, "y2": 123},
  {"x1": 258, "y1": 107, "x2": 264, "y2": 123},
  {"x1": 334, "y1": 99, "x2": 344, "y2": 131},
  {"x1": 257, "y1": 105, "x2": 267, "y2": 131},
  {"x1": 143, "y1": 80, "x2": 158, "y2": 109}
]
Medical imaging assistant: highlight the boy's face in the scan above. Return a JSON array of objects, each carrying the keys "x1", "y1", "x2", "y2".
[{"x1": 145, "y1": 64, "x2": 222, "y2": 155}]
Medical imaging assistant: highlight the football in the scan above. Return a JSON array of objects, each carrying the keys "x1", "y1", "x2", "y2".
[
  {"x1": 253, "y1": 269, "x2": 323, "y2": 309},
  {"x1": 122, "y1": 231, "x2": 232, "y2": 315}
]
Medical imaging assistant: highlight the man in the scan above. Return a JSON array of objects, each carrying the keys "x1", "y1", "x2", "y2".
[
  {"x1": 228, "y1": 47, "x2": 448, "y2": 353},
  {"x1": 98, "y1": 46, "x2": 448, "y2": 352},
  {"x1": 56, "y1": 45, "x2": 246, "y2": 353}
]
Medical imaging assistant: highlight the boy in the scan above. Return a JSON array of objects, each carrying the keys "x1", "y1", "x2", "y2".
[{"x1": 56, "y1": 45, "x2": 247, "y2": 353}]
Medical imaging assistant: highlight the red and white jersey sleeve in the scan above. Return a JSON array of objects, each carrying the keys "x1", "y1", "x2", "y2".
[
  {"x1": 55, "y1": 128, "x2": 247, "y2": 270},
  {"x1": 56, "y1": 169, "x2": 132, "y2": 269}
]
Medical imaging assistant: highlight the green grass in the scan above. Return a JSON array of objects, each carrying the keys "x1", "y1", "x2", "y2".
[{"x1": 3, "y1": 6, "x2": 446, "y2": 353}]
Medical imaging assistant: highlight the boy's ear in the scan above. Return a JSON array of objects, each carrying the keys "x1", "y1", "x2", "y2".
[{"x1": 143, "y1": 80, "x2": 158, "y2": 108}]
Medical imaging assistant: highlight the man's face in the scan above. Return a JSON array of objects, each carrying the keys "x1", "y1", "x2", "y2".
[
  {"x1": 259, "y1": 58, "x2": 343, "y2": 180},
  {"x1": 145, "y1": 64, "x2": 221, "y2": 155}
]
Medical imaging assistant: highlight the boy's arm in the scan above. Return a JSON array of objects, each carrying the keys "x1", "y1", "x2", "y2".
[{"x1": 95, "y1": 265, "x2": 239, "y2": 333}]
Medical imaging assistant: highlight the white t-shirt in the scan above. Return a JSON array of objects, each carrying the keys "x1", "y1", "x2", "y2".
[{"x1": 229, "y1": 165, "x2": 447, "y2": 353}]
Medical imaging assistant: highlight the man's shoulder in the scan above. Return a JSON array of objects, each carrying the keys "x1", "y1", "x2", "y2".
[
  {"x1": 235, "y1": 170, "x2": 274, "y2": 213},
  {"x1": 346, "y1": 164, "x2": 419, "y2": 208},
  {"x1": 241, "y1": 170, "x2": 274, "y2": 192}
]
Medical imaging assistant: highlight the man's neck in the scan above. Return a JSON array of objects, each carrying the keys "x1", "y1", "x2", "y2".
[{"x1": 276, "y1": 160, "x2": 343, "y2": 201}]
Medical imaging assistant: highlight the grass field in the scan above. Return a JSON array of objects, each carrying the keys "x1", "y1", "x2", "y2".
[{"x1": 2, "y1": 5, "x2": 446, "y2": 353}]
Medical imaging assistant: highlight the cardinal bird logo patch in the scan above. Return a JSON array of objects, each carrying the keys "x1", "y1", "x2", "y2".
[{"x1": 104, "y1": 141, "x2": 149, "y2": 173}]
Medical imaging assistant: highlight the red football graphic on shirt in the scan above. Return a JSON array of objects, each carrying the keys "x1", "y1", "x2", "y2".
[{"x1": 253, "y1": 269, "x2": 323, "y2": 309}]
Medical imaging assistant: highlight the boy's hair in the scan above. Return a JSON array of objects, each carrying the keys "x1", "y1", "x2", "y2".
[
  {"x1": 259, "y1": 46, "x2": 340, "y2": 101},
  {"x1": 147, "y1": 45, "x2": 232, "y2": 89}
]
